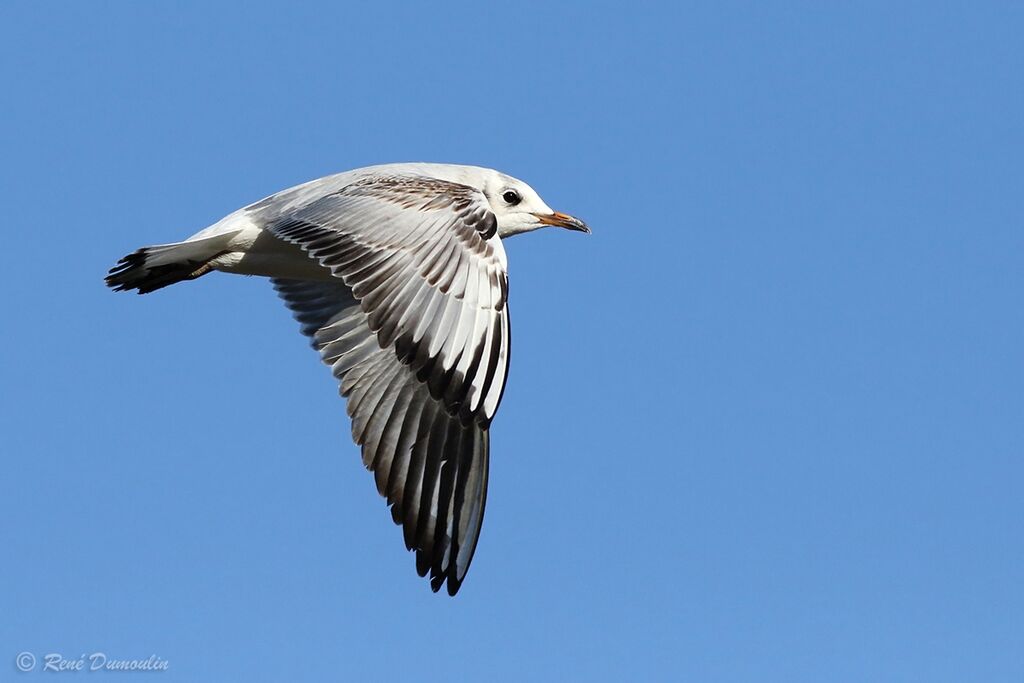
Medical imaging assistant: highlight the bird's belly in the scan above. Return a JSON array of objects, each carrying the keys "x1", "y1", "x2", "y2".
[{"x1": 211, "y1": 230, "x2": 336, "y2": 281}]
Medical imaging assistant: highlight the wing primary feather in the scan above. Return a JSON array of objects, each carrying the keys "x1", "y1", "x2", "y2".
[
  {"x1": 401, "y1": 400, "x2": 439, "y2": 549},
  {"x1": 416, "y1": 418, "x2": 460, "y2": 573},
  {"x1": 368, "y1": 377, "x2": 417, "y2": 486},
  {"x1": 429, "y1": 435, "x2": 461, "y2": 590},
  {"x1": 385, "y1": 387, "x2": 429, "y2": 508}
]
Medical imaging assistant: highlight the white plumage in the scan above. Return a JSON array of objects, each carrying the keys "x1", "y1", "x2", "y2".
[{"x1": 106, "y1": 163, "x2": 589, "y2": 595}]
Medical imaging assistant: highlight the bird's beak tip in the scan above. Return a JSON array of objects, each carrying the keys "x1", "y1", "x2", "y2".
[{"x1": 535, "y1": 211, "x2": 591, "y2": 234}]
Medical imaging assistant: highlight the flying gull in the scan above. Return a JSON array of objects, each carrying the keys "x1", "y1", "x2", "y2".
[{"x1": 105, "y1": 163, "x2": 590, "y2": 595}]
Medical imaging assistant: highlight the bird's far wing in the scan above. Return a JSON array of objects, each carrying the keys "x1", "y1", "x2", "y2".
[
  {"x1": 266, "y1": 175, "x2": 510, "y2": 595},
  {"x1": 268, "y1": 175, "x2": 510, "y2": 426}
]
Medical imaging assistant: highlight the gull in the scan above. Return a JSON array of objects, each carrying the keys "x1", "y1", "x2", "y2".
[{"x1": 105, "y1": 163, "x2": 589, "y2": 595}]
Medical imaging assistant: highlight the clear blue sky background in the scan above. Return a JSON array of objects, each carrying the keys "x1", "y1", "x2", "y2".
[{"x1": 1, "y1": 2, "x2": 1021, "y2": 681}]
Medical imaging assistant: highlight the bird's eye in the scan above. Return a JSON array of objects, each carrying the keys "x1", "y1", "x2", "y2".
[{"x1": 502, "y1": 190, "x2": 521, "y2": 206}]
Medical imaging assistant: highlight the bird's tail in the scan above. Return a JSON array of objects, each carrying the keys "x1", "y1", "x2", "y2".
[{"x1": 105, "y1": 233, "x2": 236, "y2": 295}]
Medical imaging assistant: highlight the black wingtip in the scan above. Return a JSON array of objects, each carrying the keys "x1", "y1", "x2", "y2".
[
  {"x1": 416, "y1": 550, "x2": 431, "y2": 578},
  {"x1": 416, "y1": 546, "x2": 462, "y2": 596}
]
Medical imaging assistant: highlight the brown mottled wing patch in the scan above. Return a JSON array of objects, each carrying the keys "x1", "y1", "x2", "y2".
[{"x1": 340, "y1": 175, "x2": 497, "y2": 240}]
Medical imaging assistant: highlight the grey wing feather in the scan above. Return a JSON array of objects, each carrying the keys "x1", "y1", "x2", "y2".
[{"x1": 273, "y1": 278, "x2": 489, "y2": 595}]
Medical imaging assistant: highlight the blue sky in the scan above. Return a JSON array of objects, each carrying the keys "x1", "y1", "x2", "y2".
[{"x1": 1, "y1": 2, "x2": 1022, "y2": 681}]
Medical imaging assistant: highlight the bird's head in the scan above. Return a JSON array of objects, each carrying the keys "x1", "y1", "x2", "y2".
[{"x1": 482, "y1": 172, "x2": 590, "y2": 239}]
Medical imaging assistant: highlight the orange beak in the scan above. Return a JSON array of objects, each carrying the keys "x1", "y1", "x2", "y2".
[{"x1": 533, "y1": 211, "x2": 591, "y2": 233}]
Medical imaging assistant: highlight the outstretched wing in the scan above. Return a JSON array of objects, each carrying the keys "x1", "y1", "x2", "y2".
[{"x1": 267, "y1": 175, "x2": 510, "y2": 594}]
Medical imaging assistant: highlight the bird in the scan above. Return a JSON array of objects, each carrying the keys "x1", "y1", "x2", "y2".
[{"x1": 105, "y1": 163, "x2": 590, "y2": 595}]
